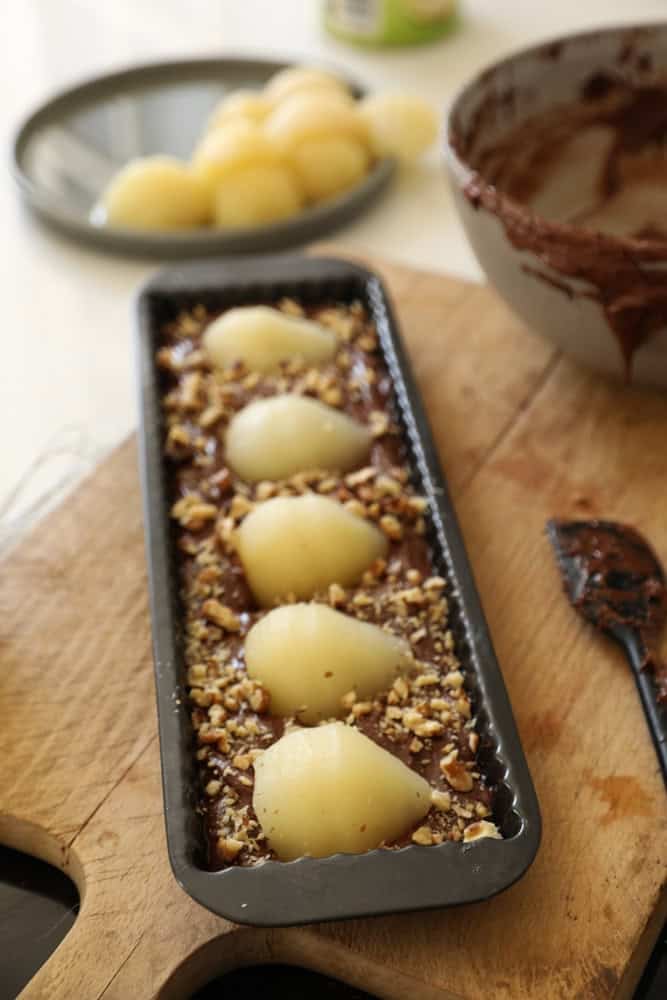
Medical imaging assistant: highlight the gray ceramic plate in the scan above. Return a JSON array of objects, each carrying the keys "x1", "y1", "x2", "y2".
[{"x1": 12, "y1": 57, "x2": 395, "y2": 258}]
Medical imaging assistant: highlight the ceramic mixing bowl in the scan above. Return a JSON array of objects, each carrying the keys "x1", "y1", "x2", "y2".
[{"x1": 445, "y1": 22, "x2": 667, "y2": 388}]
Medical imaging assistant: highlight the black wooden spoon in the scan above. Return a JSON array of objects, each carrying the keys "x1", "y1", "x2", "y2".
[{"x1": 547, "y1": 519, "x2": 667, "y2": 782}]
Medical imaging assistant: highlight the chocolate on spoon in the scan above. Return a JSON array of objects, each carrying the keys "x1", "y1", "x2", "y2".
[{"x1": 547, "y1": 519, "x2": 667, "y2": 781}]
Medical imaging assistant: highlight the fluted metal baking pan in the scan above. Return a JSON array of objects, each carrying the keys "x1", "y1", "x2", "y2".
[{"x1": 136, "y1": 253, "x2": 541, "y2": 926}]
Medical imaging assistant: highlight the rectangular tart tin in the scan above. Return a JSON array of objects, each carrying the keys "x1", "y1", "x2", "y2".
[{"x1": 136, "y1": 254, "x2": 541, "y2": 926}]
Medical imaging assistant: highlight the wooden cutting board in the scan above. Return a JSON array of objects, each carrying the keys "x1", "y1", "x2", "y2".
[{"x1": 1, "y1": 252, "x2": 666, "y2": 1000}]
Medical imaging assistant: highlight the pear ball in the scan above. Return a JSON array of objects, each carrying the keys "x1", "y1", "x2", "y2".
[
  {"x1": 253, "y1": 722, "x2": 431, "y2": 859},
  {"x1": 291, "y1": 135, "x2": 370, "y2": 201},
  {"x1": 245, "y1": 603, "x2": 413, "y2": 723},
  {"x1": 191, "y1": 120, "x2": 281, "y2": 195},
  {"x1": 100, "y1": 156, "x2": 210, "y2": 230},
  {"x1": 265, "y1": 93, "x2": 369, "y2": 154},
  {"x1": 264, "y1": 65, "x2": 351, "y2": 105},
  {"x1": 237, "y1": 494, "x2": 388, "y2": 606},
  {"x1": 203, "y1": 306, "x2": 336, "y2": 373},
  {"x1": 212, "y1": 163, "x2": 304, "y2": 228},
  {"x1": 226, "y1": 395, "x2": 371, "y2": 482},
  {"x1": 207, "y1": 89, "x2": 271, "y2": 131},
  {"x1": 358, "y1": 94, "x2": 437, "y2": 162}
]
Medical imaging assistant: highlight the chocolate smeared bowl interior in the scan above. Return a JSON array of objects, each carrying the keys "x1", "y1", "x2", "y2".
[{"x1": 445, "y1": 22, "x2": 667, "y2": 387}]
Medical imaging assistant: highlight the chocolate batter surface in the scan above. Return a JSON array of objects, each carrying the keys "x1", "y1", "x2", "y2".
[{"x1": 158, "y1": 298, "x2": 497, "y2": 867}]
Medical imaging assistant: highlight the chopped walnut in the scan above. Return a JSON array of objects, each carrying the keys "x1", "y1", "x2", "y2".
[
  {"x1": 166, "y1": 424, "x2": 191, "y2": 450},
  {"x1": 402, "y1": 709, "x2": 423, "y2": 732},
  {"x1": 201, "y1": 600, "x2": 241, "y2": 632},
  {"x1": 346, "y1": 466, "x2": 376, "y2": 488},
  {"x1": 180, "y1": 372, "x2": 204, "y2": 410},
  {"x1": 352, "y1": 592, "x2": 373, "y2": 607},
  {"x1": 457, "y1": 696, "x2": 472, "y2": 719},
  {"x1": 217, "y1": 836, "x2": 244, "y2": 862},
  {"x1": 232, "y1": 754, "x2": 252, "y2": 771},
  {"x1": 407, "y1": 496, "x2": 428, "y2": 515},
  {"x1": 216, "y1": 516, "x2": 237, "y2": 548},
  {"x1": 440, "y1": 750, "x2": 474, "y2": 792},
  {"x1": 398, "y1": 587, "x2": 425, "y2": 606},
  {"x1": 374, "y1": 475, "x2": 400, "y2": 497},
  {"x1": 230, "y1": 495, "x2": 254, "y2": 520},
  {"x1": 351, "y1": 701, "x2": 373, "y2": 718},
  {"x1": 188, "y1": 663, "x2": 207, "y2": 683},
  {"x1": 412, "y1": 825, "x2": 435, "y2": 846},
  {"x1": 249, "y1": 686, "x2": 270, "y2": 713},
  {"x1": 389, "y1": 677, "x2": 407, "y2": 703},
  {"x1": 191, "y1": 690, "x2": 213, "y2": 709},
  {"x1": 199, "y1": 404, "x2": 224, "y2": 428},
  {"x1": 379, "y1": 514, "x2": 402, "y2": 541},
  {"x1": 358, "y1": 328, "x2": 378, "y2": 349},
  {"x1": 415, "y1": 673, "x2": 439, "y2": 687},
  {"x1": 197, "y1": 565, "x2": 222, "y2": 585},
  {"x1": 414, "y1": 719, "x2": 443, "y2": 738},
  {"x1": 208, "y1": 704, "x2": 226, "y2": 726},
  {"x1": 431, "y1": 789, "x2": 452, "y2": 812},
  {"x1": 172, "y1": 496, "x2": 218, "y2": 529},
  {"x1": 317, "y1": 477, "x2": 338, "y2": 494},
  {"x1": 463, "y1": 821, "x2": 502, "y2": 843}
]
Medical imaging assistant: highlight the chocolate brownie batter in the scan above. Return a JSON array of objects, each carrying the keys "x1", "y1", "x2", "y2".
[{"x1": 157, "y1": 298, "x2": 497, "y2": 867}]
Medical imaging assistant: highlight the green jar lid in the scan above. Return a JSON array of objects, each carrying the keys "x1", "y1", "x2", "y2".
[{"x1": 324, "y1": 0, "x2": 458, "y2": 47}]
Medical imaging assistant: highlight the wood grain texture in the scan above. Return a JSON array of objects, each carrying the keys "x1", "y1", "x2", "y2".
[{"x1": 1, "y1": 255, "x2": 665, "y2": 1000}]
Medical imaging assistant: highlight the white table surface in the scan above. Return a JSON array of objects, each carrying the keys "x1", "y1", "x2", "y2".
[{"x1": 2, "y1": 0, "x2": 667, "y2": 547}]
